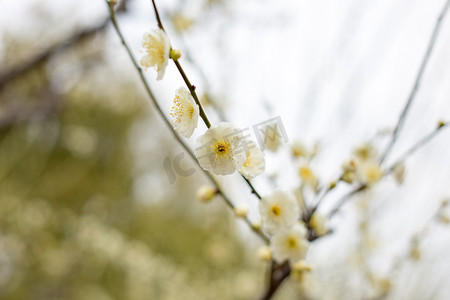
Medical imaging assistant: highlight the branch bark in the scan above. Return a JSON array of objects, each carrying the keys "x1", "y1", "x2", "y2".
[{"x1": 260, "y1": 261, "x2": 291, "y2": 300}]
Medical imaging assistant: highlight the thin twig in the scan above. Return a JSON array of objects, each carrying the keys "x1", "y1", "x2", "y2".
[
  {"x1": 171, "y1": 30, "x2": 228, "y2": 121},
  {"x1": 326, "y1": 122, "x2": 449, "y2": 220},
  {"x1": 173, "y1": 60, "x2": 212, "y2": 128},
  {"x1": 327, "y1": 184, "x2": 367, "y2": 219},
  {"x1": 386, "y1": 122, "x2": 449, "y2": 173},
  {"x1": 151, "y1": 0, "x2": 165, "y2": 31},
  {"x1": 380, "y1": 199, "x2": 449, "y2": 300},
  {"x1": 104, "y1": 1, "x2": 268, "y2": 244},
  {"x1": 304, "y1": 176, "x2": 342, "y2": 222},
  {"x1": 243, "y1": 177, "x2": 261, "y2": 199},
  {"x1": 380, "y1": 0, "x2": 450, "y2": 164}
]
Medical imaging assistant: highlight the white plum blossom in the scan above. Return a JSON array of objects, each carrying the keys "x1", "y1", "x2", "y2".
[
  {"x1": 140, "y1": 28, "x2": 170, "y2": 80},
  {"x1": 195, "y1": 122, "x2": 246, "y2": 175},
  {"x1": 271, "y1": 223, "x2": 310, "y2": 264},
  {"x1": 239, "y1": 144, "x2": 265, "y2": 179},
  {"x1": 170, "y1": 87, "x2": 199, "y2": 138},
  {"x1": 259, "y1": 190, "x2": 299, "y2": 235}
]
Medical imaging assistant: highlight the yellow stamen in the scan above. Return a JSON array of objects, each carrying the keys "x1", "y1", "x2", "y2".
[
  {"x1": 287, "y1": 237, "x2": 297, "y2": 249},
  {"x1": 213, "y1": 141, "x2": 229, "y2": 155},
  {"x1": 271, "y1": 205, "x2": 281, "y2": 216}
]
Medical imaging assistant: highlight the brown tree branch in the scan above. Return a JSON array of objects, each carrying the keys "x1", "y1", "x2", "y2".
[{"x1": 260, "y1": 261, "x2": 291, "y2": 300}]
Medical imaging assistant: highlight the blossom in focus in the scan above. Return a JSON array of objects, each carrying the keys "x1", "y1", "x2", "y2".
[
  {"x1": 239, "y1": 144, "x2": 265, "y2": 179},
  {"x1": 259, "y1": 190, "x2": 299, "y2": 235},
  {"x1": 195, "y1": 122, "x2": 246, "y2": 175},
  {"x1": 170, "y1": 87, "x2": 199, "y2": 138},
  {"x1": 271, "y1": 223, "x2": 310, "y2": 264},
  {"x1": 140, "y1": 28, "x2": 170, "y2": 80}
]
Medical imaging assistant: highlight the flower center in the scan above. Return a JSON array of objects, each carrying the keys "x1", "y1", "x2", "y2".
[
  {"x1": 271, "y1": 205, "x2": 281, "y2": 216},
  {"x1": 213, "y1": 141, "x2": 228, "y2": 155},
  {"x1": 287, "y1": 237, "x2": 297, "y2": 249},
  {"x1": 299, "y1": 167, "x2": 314, "y2": 181}
]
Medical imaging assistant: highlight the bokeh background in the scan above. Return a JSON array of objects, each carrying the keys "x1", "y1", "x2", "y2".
[{"x1": 1, "y1": 0, "x2": 450, "y2": 299}]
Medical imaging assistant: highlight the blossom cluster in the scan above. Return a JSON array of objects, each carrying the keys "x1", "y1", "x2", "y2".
[
  {"x1": 139, "y1": 26, "x2": 315, "y2": 269},
  {"x1": 342, "y1": 143, "x2": 383, "y2": 185},
  {"x1": 139, "y1": 28, "x2": 265, "y2": 179},
  {"x1": 139, "y1": 25, "x2": 316, "y2": 274},
  {"x1": 259, "y1": 190, "x2": 310, "y2": 264}
]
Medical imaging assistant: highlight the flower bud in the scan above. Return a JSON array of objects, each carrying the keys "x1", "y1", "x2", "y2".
[
  {"x1": 342, "y1": 171, "x2": 355, "y2": 184},
  {"x1": 292, "y1": 260, "x2": 313, "y2": 280},
  {"x1": 291, "y1": 142, "x2": 308, "y2": 158},
  {"x1": 329, "y1": 181, "x2": 337, "y2": 190},
  {"x1": 393, "y1": 163, "x2": 405, "y2": 185},
  {"x1": 298, "y1": 166, "x2": 318, "y2": 190},
  {"x1": 196, "y1": 185, "x2": 217, "y2": 202},
  {"x1": 257, "y1": 246, "x2": 272, "y2": 262},
  {"x1": 234, "y1": 205, "x2": 249, "y2": 218},
  {"x1": 170, "y1": 49, "x2": 182, "y2": 61},
  {"x1": 309, "y1": 213, "x2": 328, "y2": 236}
]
